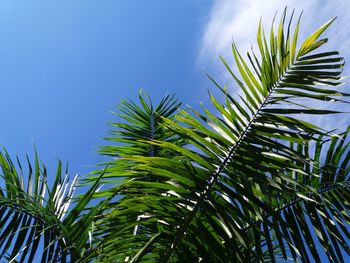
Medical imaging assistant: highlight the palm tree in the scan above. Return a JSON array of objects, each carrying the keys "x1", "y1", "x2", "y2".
[{"x1": 1, "y1": 8, "x2": 350, "y2": 262}]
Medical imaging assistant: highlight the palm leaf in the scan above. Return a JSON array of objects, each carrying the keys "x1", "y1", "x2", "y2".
[
  {"x1": 81, "y1": 92, "x2": 184, "y2": 261},
  {"x1": 255, "y1": 129, "x2": 350, "y2": 262},
  {"x1": 89, "y1": 9, "x2": 350, "y2": 262},
  {"x1": 0, "y1": 149, "x2": 78, "y2": 261},
  {"x1": 100, "y1": 90, "x2": 182, "y2": 158},
  {"x1": 0, "y1": 149, "x2": 103, "y2": 262}
]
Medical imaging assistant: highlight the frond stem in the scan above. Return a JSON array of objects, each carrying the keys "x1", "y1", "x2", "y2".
[
  {"x1": 161, "y1": 70, "x2": 288, "y2": 262},
  {"x1": 242, "y1": 180, "x2": 350, "y2": 232}
]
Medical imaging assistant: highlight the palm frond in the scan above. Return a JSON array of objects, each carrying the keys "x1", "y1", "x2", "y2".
[
  {"x1": 81, "y1": 92, "x2": 184, "y2": 261},
  {"x1": 89, "y1": 9, "x2": 350, "y2": 262},
  {"x1": 0, "y1": 149, "x2": 78, "y2": 262},
  {"x1": 0, "y1": 149, "x2": 102, "y2": 262},
  {"x1": 257, "y1": 128, "x2": 350, "y2": 262}
]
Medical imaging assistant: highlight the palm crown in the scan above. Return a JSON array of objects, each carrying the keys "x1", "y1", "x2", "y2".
[{"x1": 1, "y1": 8, "x2": 350, "y2": 263}]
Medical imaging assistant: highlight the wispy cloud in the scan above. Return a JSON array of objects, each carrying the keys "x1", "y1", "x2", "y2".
[
  {"x1": 199, "y1": 0, "x2": 350, "y2": 63},
  {"x1": 198, "y1": 0, "x2": 350, "y2": 131}
]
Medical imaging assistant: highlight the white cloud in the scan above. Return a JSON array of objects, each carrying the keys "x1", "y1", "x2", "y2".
[
  {"x1": 198, "y1": 0, "x2": 350, "y2": 131},
  {"x1": 199, "y1": 0, "x2": 350, "y2": 64}
]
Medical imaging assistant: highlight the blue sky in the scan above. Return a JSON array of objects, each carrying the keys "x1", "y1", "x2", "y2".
[
  {"x1": 0, "y1": 0, "x2": 349, "y2": 176},
  {"x1": 0, "y1": 1, "x2": 212, "y2": 174}
]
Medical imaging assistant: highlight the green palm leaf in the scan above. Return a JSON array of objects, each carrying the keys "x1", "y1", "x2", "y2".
[
  {"x1": 89, "y1": 9, "x2": 350, "y2": 262},
  {"x1": 0, "y1": 149, "x2": 77, "y2": 261},
  {"x1": 100, "y1": 90, "x2": 182, "y2": 158},
  {"x1": 254, "y1": 129, "x2": 350, "y2": 262},
  {"x1": 0, "y1": 149, "x2": 103, "y2": 262},
  {"x1": 81, "y1": 91, "x2": 184, "y2": 261}
]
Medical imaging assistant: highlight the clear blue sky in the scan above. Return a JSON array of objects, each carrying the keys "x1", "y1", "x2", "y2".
[
  {"x1": 0, "y1": 1, "x2": 212, "y2": 174},
  {"x1": 1, "y1": 0, "x2": 349, "y2": 176}
]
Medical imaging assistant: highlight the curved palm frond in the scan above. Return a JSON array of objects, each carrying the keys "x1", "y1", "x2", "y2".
[
  {"x1": 88, "y1": 9, "x2": 350, "y2": 262},
  {"x1": 80, "y1": 91, "x2": 184, "y2": 261},
  {"x1": 0, "y1": 149, "x2": 77, "y2": 262},
  {"x1": 254, "y1": 128, "x2": 350, "y2": 262},
  {"x1": 0, "y1": 149, "x2": 102, "y2": 262}
]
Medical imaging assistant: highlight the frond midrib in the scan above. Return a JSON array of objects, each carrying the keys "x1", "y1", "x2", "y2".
[
  {"x1": 160, "y1": 57, "x2": 303, "y2": 261},
  {"x1": 242, "y1": 179, "x2": 350, "y2": 232}
]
